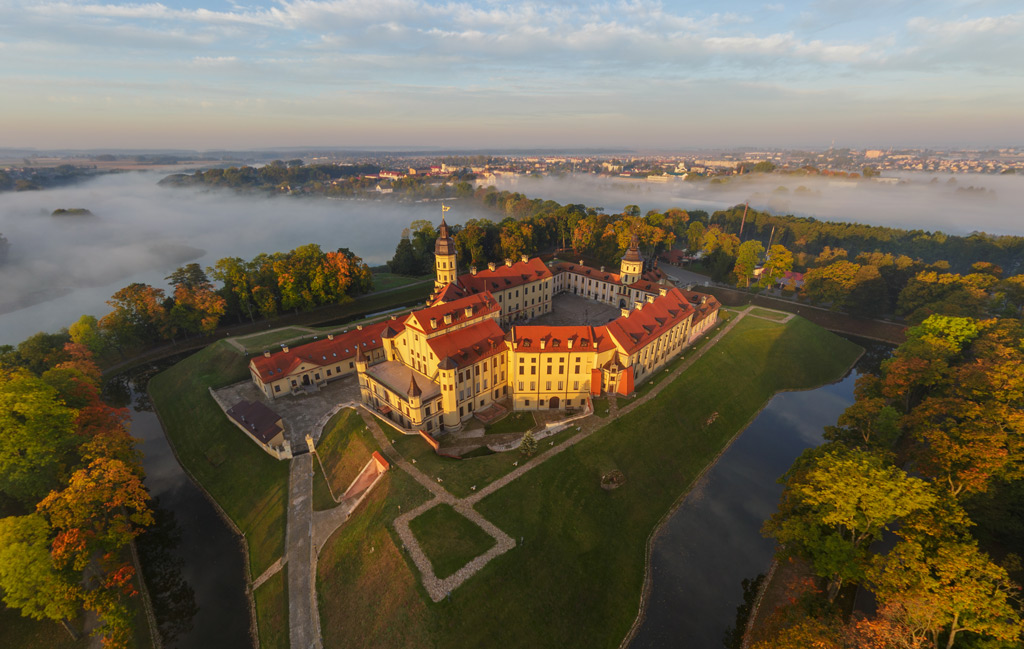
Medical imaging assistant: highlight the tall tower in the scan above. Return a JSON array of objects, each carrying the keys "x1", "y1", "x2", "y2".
[
  {"x1": 434, "y1": 216, "x2": 457, "y2": 291},
  {"x1": 620, "y1": 231, "x2": 643, "y2": 285}
]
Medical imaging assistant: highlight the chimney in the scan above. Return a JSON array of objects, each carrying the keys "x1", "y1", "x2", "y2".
[
  {"x1": 470, "y1": 265, "x2": 477, "y2": 275},
  {"x1": 578, "y1": 259, "x2": 584, "y2": 266},
  {"x1": 263, "y1": 350, "x2": 271, "y2": 358},
  {"x1": 567, "y1": 338, "x2": 574, "y2": 349},
  {"x1": 521, "y1": 254, "x2": 529, "y2": 263},
  {"x1": 659, "y1": 287, "x2": 668, "y2": 296},
  {"x1": 540, "y1": 339, "x2": 546, "y2": 350},
  {"x1": 646, "y1": 294, "x2": 656, "y2": 304},
  {"x1": 430, "y1": 317, "x2": 438, "y2": 328},
  {"x1": 634, "y1": 302, "x2": 643, "y2": 311},
  {"x1": 444, "y1": 313, "x2": 453, "y2": 324},
  {"x1": 621, "y1": 308, "x2": 631, "y2": 318},
  {"x1": 464, "y1": 306, "x2": 473, "y2": 317},
  {"x1": 600, "y1": 266, "x2": 605, "y2": 272},
  {"x1": 357, "y1": 324, "x2": 363, "y2": 331},
  {"x1": 488, "y1": 262, "x2": 496, "y2": 271},
  {"x1": 701, "y1": 295, "x2": 708, "y2": 304},
  {"x1": 282, "y1": 345, "x2": 289, "y2": 353},
  {"x1": 505, "y1": 258, "x2": 513, "y2": 267},
  {"x1": 327, "y1": 334, "x2": 334, "y2": 340}
]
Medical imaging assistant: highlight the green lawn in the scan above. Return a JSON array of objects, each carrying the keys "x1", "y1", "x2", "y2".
[
  {"x1": 313, "y1": 409, "x2": 376, "y2": 512},
  {"x1": 592, "y1": 398, "x2": 610, "y2": 417},
  {"x1": 323, "y1": 315, "x2": 860, "y2": 649},
  {"x1": 384, "y1": 419, "x2": 583, "y2": 498},
  {"x1": 148, "y1": 341, "x2": 289, "y2": 579},
  {"x1": 748, "y1": 307, "x2": 788, "y2": 321},
  {"x1": 483, "y1": 411, "x2": 536, "y2": 435},
  {"x1": 408, "y1": 504, "x2": 497, "y2": 579},
  {"x1": 371, "y1": 273, "x2": 433, "y2": 292},
  {"x1": 254, "y1": 567, "x2": 289, "y2": 649},
  {"x1": 316, "y1": 470, "x2": 433, "y2": 649},
  {"x1": 235, "y1": 327, "x2": 309, "y2": 351}
]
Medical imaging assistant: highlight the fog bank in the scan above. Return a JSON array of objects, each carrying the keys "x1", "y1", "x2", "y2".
[
  {"x1": 0, "y1": 172, "x2": 490, "y2": 343},
  {"x1": 491, "y1": 172, "x2": 1024, "y2": 237}
]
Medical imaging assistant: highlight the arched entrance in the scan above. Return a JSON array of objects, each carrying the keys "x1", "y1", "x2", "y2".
[
  {"x1": 549, "y1": 396, "x2": 560, "y2": 409},
  {"x1": 302, "y1": 375, "x2": 311, "y2": 386},
  {"x1": 619, "y1": 299, "x2": 627, "y2": 309}
]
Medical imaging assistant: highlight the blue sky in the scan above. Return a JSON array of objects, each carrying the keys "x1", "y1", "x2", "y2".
[{"x1": 2, "y1": 0, "x2": 1022, "y2": 150}]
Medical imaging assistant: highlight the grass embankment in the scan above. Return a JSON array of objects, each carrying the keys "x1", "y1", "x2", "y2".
[
  {"x1": 383, "y1": 418, "x2": 581, "y2": 498},
  {"x1": 483, "y1": 411, "x2": 535, "y2": 435},
  {"x1": 318, "y1": 315, "x2": 861, "y2": 649},
  {"x1": 254, "y1": 567, "x2": 289, "y2": 649},
  {"x1": 316, "y1": 470, "x2": 433, "y2": 649},
  {"x1": 408, "y1": 505, "x2": 497, "y2": 579},
  {"x1": 313, "y1": 409, "x2": 376, "y2": 512},
  {"x1": 748, "y1": 307, "x2": 788, "y2": 321},
  {"x1": 371, "y1": 273, "x2": 433, "y2": 291},
  {"x1": 148, "y1": 341, "x2": 289, "y2": 577}
]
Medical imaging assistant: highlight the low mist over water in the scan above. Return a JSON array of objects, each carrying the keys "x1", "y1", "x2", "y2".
[
  {"x1": 491, "y1": 172, "x2": 1024, "y2": 236},
  {"x1": 0, "y1": 171, "x2": 491, "y2": 343},
  {"x1": 1, "y1": 169, "x2": 1022, "y2": 344}
]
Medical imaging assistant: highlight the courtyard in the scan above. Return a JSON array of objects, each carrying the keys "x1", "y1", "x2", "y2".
[{"x1": 527, "y1": 291, "x2": 623, "y2": 327}]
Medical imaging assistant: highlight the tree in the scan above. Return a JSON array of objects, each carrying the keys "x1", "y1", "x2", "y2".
[
  {"x1": 0, "y1": 514, "x2": 80, "y2": 632},
  {"x1": 0, "y1": 369, "x2": 78, "y2": 504},
  {"x1": 165, "y1": 263, "x2": 209, "y2": 290},
  {"x1": 764, "y1": 447, "x2": 937, "y2": 601},
  {"x1": 757, "y1": 244, "x2": 793, "y2": 289},
  {"x1": 733, "y1": 240, "x2": 765, "y2": 288},
  {"x1": 686, "y1": 221, "x2": 705, "y2": 252},
  {"x1": 69, "y1": 315, "x2": 107, "y2": 356},
  {"x1": 623, "y1": 204, "x2": 641, "y2": 217},
  {"x1": 870, "y1": 538, "x2": 1024, "y2": 649},
  {"x1": 519, "y1": 430, "x2": 538, "y2": 458},
  {"x1": 100, "y1": 283, "x2": 167, "y2": 347},
  {"x1": 38, "y1": 457, "x2": 153, "y2": 572},
  {"x1": 803, "y1": 260, "x2": 861, "y2": 310}
]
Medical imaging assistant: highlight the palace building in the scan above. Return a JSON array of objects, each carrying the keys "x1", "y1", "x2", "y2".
[{"x1": 248, "y1": 217, "x2": 720, "y2": 436}]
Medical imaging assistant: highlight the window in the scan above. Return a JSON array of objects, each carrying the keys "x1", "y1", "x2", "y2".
[
  {"x1": 291, "y1": 380, "x2": 297, "y2": 386},
  {"x1": 546, "y1": 381, "x2": 551, "y2": 390},
  {"x1": 274, "y1": 385, "x2": 281, "y2": 392},
  {"x1": 524, "y1": 399, "x2": 530, "y2": 406},
  {"x1": 426, "y1": 406, "x2": 431, "y2": 416},
  {"x1": 531, "y1": 366, "x2": 536, "y2": 375},
  {"x1": 574, "y1": 381, "x2": 579, "y2": 390},
  {"x1": 575, "y1": 364, "x2": 580, "y2": 374},
  {"x1": 460, "y1": 406, "x2": 464, "y2": 417},
  {"x1": 530, "y1": 381, "x2": 536, "y2": 390},
  {"x1": 558, "y1": 381, "x2": 563, "y2": 390}
]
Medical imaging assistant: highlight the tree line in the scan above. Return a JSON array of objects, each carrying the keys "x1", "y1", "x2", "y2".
[
  {"x1": 753, "y1": 314, "x2": 1024, "y2": 648},
  {"x1": 0, "y1": 343, "x2": 152, "y2": 647},
  {"x1": 50, "y1": 244, "x2": 372, "y2": 361}
]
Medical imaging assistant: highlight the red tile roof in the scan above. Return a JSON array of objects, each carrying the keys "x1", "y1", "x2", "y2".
[
  {"x1": 458, "y1": 258, "x2": 552, "y2": 294},
  {"x1": 677, "y1": 289, "x2": 721, "y2": 325},
  {"x1": 602, "y1": 288, "x2": 695, "y2": 355},
  {"x1": 406, "y1": 292, "x2": 500, "y2": 335},
  {"x1": 552, "y1": 261, "x2": 622, "y2": 285},
  {"x1": 510, "y1": 325, "x2": 611, "y2": 353},
  {"x1": 426, "y1": 319, "x2": 507, "y2": 368},
  {"x1": 430, "y1": 282, "x2": 468, "y2": 304},
  {"x1": 250, "y1": 320, "x2": 398, "y2": 382}
]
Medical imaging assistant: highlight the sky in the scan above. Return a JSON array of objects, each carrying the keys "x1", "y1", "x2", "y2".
[{"x1": 1, "y1": 0, "x2": 1022, "y2": 150}]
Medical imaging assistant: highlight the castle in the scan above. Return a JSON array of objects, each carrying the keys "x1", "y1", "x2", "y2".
[{"x1": 248, "y1": 218, "x2": 719, "y2": 435}]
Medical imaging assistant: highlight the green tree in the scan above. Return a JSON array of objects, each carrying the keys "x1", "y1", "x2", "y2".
[
  {"x1": 764, "y1": 447, "x2": 937, "y2": 602},
  {"x1": 757, "y1": 244, "x2": 793, "y2": 289},
  {"x1": 519, "y1": 430, "x2": 538, "y2": 458},
  {"x1": 686, "y1": 221, "x2": 705, "y2": 252},
  {"x1": 803, "y1": 260, "x2": 861, "y2": 310},
  {"x1": 0, "y1": 514, "x2": 79, "y2": 634},
  {"x1": 69, "y1": 315, "x2": 106, "y2": 356},
  {"x1": 733, "y1": 240, "x2": 765, "y2": 288},
  {"x1": 0, "y1": 369, "x2": 78, "y2": 504},
  {"x1": 870, "y1": 538, "x2": 1023, "y2": 649}
]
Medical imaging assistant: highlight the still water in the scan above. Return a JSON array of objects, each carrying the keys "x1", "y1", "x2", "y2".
[
  {"x1": 628, "y1": 342, "x2": 886, "y2": 649},
  {"x1": 107, "y1": 366, "x2": 254, "y2": 649}
]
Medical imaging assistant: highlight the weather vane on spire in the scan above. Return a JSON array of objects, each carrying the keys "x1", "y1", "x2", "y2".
[{"x1": 441, "y1": 204, "x2": 451, "y2": 214}]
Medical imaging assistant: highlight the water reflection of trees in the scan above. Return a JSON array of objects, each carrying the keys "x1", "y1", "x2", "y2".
[{"x1": 137, "y1": 501, "x2": 198, "y2": 647}]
